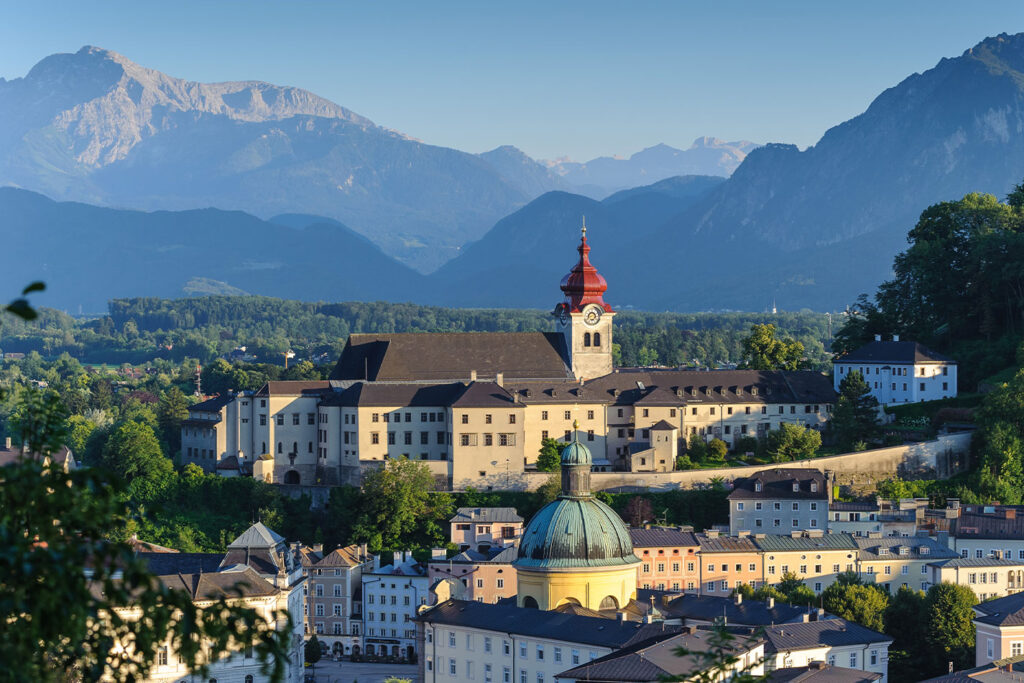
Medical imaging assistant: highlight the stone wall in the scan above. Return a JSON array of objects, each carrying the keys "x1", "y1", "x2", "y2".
[{"x1": 512, "y1": 432, "x2": 973, "y2": 493}]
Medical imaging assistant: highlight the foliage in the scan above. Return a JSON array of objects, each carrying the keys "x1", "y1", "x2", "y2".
[
  {"x1": 157, "y1": 385, "x2": 191, "y2": 456},
  {"x1": 675, "y1": 455, "x2": 697, "y2": 470},
  {"x1": 101, "y1": 420, "x2": 175, "y2": 503},
  {"x1": 687, "y1": 432, "x2": 709, "y2": 461},
  {"x1": 834, "y1": 189, "x2": 1024, "y2": 386},
  {"x1": 764, "y1": 423, "x2": 821, "y2": 462},
  {"x1": 304, "y1": 637, "x2": 322, "y2": 666},
  {"x1": 706, "y1": 438, "x2": 728, "y2": 462},
  {"x1": 536, "y1": 438, "x2": 561, "y2": 472},
  {"x1": 740, "y1": 323, "x2": 805, "y2": 371},
  {"x1": 820, "y1": 582, "x2": 888, "y2": 632},
  {"x1": 0, "y1": 447, "x2": 290, "y2": 680},
  {"x1": 885, "y1": 587, "x2": 928, "y2": 680},
  {"x1": 623, "y1": 497, "x2": 654, "y2": 527},
  {"x1": 830, "y1": 370, "x2": 881, "y2": 451},
  {"x1": 924, "y1": 582, "x2": 977, "y2": 674},
  {"x1": 350, "y1": 458, "x2": 454, "y2": 551}
]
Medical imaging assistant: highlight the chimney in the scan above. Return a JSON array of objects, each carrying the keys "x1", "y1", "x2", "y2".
[
  {"x1": 734, "y1": 593, "x2": 742, "y2": 605},
  {"x1": 373, "y1": 553, "x2": 381, "y2": 571},
  {"x1": 313, "y1": 543, "x2": 323, "y2": 553},
  {"x1": 874, "y1": 334, "x2": 882, "y2": 341},
  {"x1": 809, "y1": 661, "x2": 826, "y2": 670},
  {"x1": 393, "y1": 551, "x2": 402, "y2": 566},
  {"x1": 767, "y1": 597, "x2": 775, "y2": 609},
  {"x1": 893, "y1": 334, "x2": 900, "y2": 342},
  {"x1": 495, "y1": 373, "x2": 504, "y2": 388},
  {"x1": 470, "y1": 370, "x2": 477, "y2": 382},
  {"x1": 1007, "y1": 509, "x2": 1017, "y2": 520},
  {"x1": 616, "y1": 611, "x2": 626, "y2": 622}
]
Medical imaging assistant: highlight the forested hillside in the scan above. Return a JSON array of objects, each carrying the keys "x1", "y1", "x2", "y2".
[{"x1": 0, "y1": 296, "x2": 832, "y2": 370}]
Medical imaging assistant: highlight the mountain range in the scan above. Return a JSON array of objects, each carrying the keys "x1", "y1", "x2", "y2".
[{"x1": 6, "y1": 34, "x2": 1024, "y2": 312}]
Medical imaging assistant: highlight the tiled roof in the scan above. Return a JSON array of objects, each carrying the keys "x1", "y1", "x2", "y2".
[
  {"x1": 316, "y1": 545, "x2": 371, "y2": 568},
  {"x1": 955, "y1": 507, "x2": 1024, "y2": 540},
  {"x1": 768, "y1": 665, "x2": 882, "y2": 682},
  {"x1": 834, "y1": 340, "x2": 954, "y2": 364},
  {"x1": 321, "y1": 381, "x2": 466, "y2": 407},
  {"x1": 854, "y1": 536, "x2": 958, "y2": 560},
  {"x1": 331, "y1": 332, "x2": 573, "y2": 382},
  {"x1": 974, "y1": 592, "x2": 1024, "y2": 626},
  {"x1": 829, "y1": 502, "x2": 879, "y2": 512},
  {"x1": 629, "y1": 527, "x2": 700, "y2": 549},
  {"x1": 138, "y1": 552, "x2": 224, "y2": 575},
  {"x1": 418, "y1": 599, "x2": 673, "y2": 648},
  {"x1": 216, "y1": 455, "x2": 240, "y2": 470},
  {"x1": 754, "y1": 533, "x2": 858, "y2": 552},
  {"x1": 649, "y1": 419, "x2": 677, "y2": 431},
  {"x1": 553, "y1": 627, "x2": 758, "y2": 682},
  {"x1": 451, "y1": 507, "x2": 524, "y2": 524},
  {"x1": 697, "y1": 534, "x2": 759, "y2": 553},
  {"x1": 190, "y1": 394, "x2": 235, "y2": 412},
  {"x1": 253, "y1": 380, "x2": 330, "y2": 397},
  {"x1": 227, "y1": 522, "x2": 285, "y2": 549},
  {"x1": 728, "y1": 468, "x2": 828, "y2": 501},
  {"x1": 763, "y1": 619, "x2": 891, "y2": 653},
  {"x1": 929, "y1": 557, "x2": 1024, "y2": 568},
  {"x1": 157, "y1": 567, "x2": 279, "y2": 601},
  {"x1": 660, "y1": 594, "x2": 824, "y2": 626},
  {"x1": 450, "y1": 382, "x2": 519, "y2": 408}
]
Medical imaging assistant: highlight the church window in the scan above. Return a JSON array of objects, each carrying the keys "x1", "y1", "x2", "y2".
[
  {"x1": 593, "y1": 332, "x2": 601, "y2": 347},
  {"x1": 584, "y1": 333, "x2": 591, "y2": 347}
]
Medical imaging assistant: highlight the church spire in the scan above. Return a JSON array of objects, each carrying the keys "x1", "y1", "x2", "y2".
[
  {"x1": 560, "y1": 419, "x2": 593, "y2": 498},
  {"x1": 558, "y1": 219, "x2": 613, "y2": 314}
]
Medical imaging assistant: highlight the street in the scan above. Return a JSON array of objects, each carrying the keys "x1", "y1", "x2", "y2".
[{"x1": 305, "y1": 659, "x2": 419, "y2": 683}]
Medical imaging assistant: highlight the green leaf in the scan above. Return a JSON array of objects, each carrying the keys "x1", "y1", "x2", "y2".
[{"x1": 21, "y1": 281, "x2": 46, "y2": 295}]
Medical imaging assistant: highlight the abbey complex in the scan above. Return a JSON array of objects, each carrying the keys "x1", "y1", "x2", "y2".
[{"x1": 181, "y1": 228, "x2": 836, "y2": 489}]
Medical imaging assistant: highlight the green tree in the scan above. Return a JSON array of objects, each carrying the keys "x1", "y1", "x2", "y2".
[
  {"x1": 830, "y1": 370, "x2": 881, "y2": 451},
  {"x1": 305, "y1": 637, "x2": 322, "y2": 673},
  {"x1": 535, "y1": 474, "x2": 562, "y2": 506},
  {"x1": 885, "y1": 586, "x2": 928, "y2": 680},
  {"x1": 973, "y1": 369, "x2": 1024, "y2": 503},
  {"x1": 925, "y1": 582, "x2": 976, "y2": 673},
  {"x1": 706, "y1": 438, "x2": 728, "y2": 462},
  {"x1": 740, "y1": 323, "x2": 805, "y2": 371},
  {"x1": 157, "y1": 385, "x2": 191, "y2": 456},
  {"x1": 821, "y1": 582, "x2": 888, "y2": 632},
  {"x1": 687, "y1": 433, "x2": 709, "y2": 461},
  {"x1": 351, "y1": 458, "x2": 453, "y2": 551},
  {"x1": 8, "y1": 386, "x2": 69, "y2": 456},
  {"x1": 775, "y1": 571, "x2": 815, "y2": 606},
  {"x1": 65, "y1": 414, "x2": 97, "y2": 456},
  {"x1": 101, "y1": 420, "x2": 175, "y2": 502},
  {"x1": 536, "y1": 438, "x2": 561, "y2": 472},
  {"x1": 764, "y1": 423, "x2": 821, "y2": 462}
]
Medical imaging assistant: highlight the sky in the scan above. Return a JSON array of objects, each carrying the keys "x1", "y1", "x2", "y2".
[{"x1": 2, "y1": 1, "x2": 1024, "y2": 161}]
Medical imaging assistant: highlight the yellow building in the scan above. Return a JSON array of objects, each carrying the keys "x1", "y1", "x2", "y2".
[{"x1": 515, "y1": 427, "x2": 640, "y2": 611}]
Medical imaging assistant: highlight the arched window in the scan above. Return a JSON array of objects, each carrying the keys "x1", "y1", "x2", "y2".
[
  {"x1": 522, "y1": 595, "x2": 539, "y2": 609},
  {"x1": 245, "y1": 677, "x2": 254, "y2": 683},
  {"x1": 599, "y1": 595, "x2": 619, "y2": 610},
  {"x1": 593, "y1": 332, "x2": 601, "y2": 347},
  {"x1": 584, "y1": 332, "x2": 591, "y2": 347}
]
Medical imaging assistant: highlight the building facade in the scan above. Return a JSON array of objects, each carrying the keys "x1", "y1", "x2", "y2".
[
  {"x1": 361, "y1": 551, "x2": 429, "y2": 660},
  {"x1": 630, "y1": 527, "x2": 701, "y2": 592},
  {"x1": 184, "y1": 232, "x2": 837, "y2": 490},
  {"x1": 728, "y1": 468, "x2": 831, "y2": 536},
  {"x1": 302, "y1": 544, "x2": 373, "y2": 656},
  {"x1": 832, "y1": 336, "x2": 957, "y2": 406},
  {"x1": 973, "y1": 592, "x2": 1024, "y2": 666},
  {"x1": 450, "y1": 507, "x2": 524, "y2": 551}
]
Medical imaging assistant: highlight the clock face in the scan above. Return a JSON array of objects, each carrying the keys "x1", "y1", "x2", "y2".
[{"x1": 584, "y1": 306, "x2": 602, "y2": 326}]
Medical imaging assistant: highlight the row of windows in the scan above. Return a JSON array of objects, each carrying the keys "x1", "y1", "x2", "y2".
[
  {"x1": 369, "y1": 431, "x2": 448, "y2": 445},
  {"x1": 458, "y1": 433, "x2": 517, "y2": 447},
  {"x1": 961, "y1": 548, "x2": 1024, "y2": 559},
  {"x1": 434, "y1": 631, "x2": 592, "y2": 666},
  {"x1": 373, "y1": 411, "x2": 446, "y2": 423},
  {"x1": 272, "y1": 412, "x2": 316, "y2": 426},
  {"x1": 736, "y1": 501, "x2": 820, "y2": 511}
]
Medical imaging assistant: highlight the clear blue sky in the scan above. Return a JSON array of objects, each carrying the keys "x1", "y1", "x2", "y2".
[{"x1": 2, "y1": 1, "x2": 1023, "y2": 160}]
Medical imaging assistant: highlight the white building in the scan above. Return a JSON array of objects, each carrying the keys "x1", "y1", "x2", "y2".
[
  {"x1": 362, "y1": 551, "x2": 430, "y2": 660},
  {"x1": 761, "y1": 621, "x2": 891, "y2": 680},
  {"x1": 832, "y1": 337, "x2": 957, "y2": 406}
]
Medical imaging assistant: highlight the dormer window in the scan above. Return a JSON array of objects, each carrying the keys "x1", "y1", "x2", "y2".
[
  {"x1": 899, "y1": 547, "x2": 909, "y2": 555},
  {"x1": 755, "y1": 482, "x2": 763, "y2": 492},
  {"x1": 751, "y1": 387, "x2": 758, "y2": 396},
  {"x1": 792, "y1": 483, "x2": 800, "y2": 492},
  {"x1": 810, "y1": 482, "x2": 818, "y2": 493},
  {"x1": 878, "y1": 547, "x2": 888, "y2": 555},
  {"x1": 919, "y1": 546, "x2": 930, "y2": 555}
]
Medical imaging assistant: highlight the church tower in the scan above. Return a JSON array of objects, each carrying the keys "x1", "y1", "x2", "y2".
[{"x1": 554, "y1": 223, "x2": 615, "y2": 380}]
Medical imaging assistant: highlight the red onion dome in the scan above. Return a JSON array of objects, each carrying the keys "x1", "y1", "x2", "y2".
[{"x1": 559, "y1": 225, "x2": 614, "y2": 313}]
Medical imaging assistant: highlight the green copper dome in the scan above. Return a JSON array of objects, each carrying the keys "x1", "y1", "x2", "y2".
[
  {"x1": 515, "y1": 434, "x2": 638, "y2": 570},
  {"x1": 560, "y1": 440, "x2": 592, "y2": 466}
]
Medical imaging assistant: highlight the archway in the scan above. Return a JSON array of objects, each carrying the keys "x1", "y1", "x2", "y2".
[
  {"x1": 352, "y1": 644, "x2": 361, "y2": 657},
  {"x1": 284, "y1": 470, "x2": 300, "y2": 485},
  {"x1": 392, "y1": 645, "x2": 400, "y2": 657},
  {"x1": 556, "y1": 597, "x2": 582, "y2": 608},
  {"x1": 599, "y1": 595, "x2": 619, "y2": 610},
  {"x1": 332, "y1": 642, "x2": 343, "y2": 656},
  {"x1": 522, "y1": 595, "x2": 539, "y2": 609}
]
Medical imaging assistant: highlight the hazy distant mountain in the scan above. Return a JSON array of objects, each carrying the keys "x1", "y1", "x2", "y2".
[
  {"x1": 0, "y1": 188, "x2": 424, "y2": 312},
  {"x1": 427, "y1": 176, "x2": 724, "y2": 308},
  {"x1": 0, "y1": 46, "x2": 528, "y2": 272},
  {"x1": 546, "y1": 138, "x2": 758, "y2": 198},
  {"x1": 477, "y1": 145, "x2": 568, "y2": 197}
]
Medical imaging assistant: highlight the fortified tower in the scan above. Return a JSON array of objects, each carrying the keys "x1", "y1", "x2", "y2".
[
  {"x1": 514, "y1": 424, "x2": 639, "y2": 611},
  {"x1": 554, "y1": 223, "x2": 615, "y2": 380}
]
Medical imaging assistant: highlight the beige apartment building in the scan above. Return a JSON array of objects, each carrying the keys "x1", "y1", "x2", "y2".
[
  {"x1": 757, "y1": 532, "x2": 859, "y2": 594},
  {"x1": 301, "y1": 544, "x2": 374, "y2": 657},
  {"x1": 698, "y1": 532, "x2": 764, "y2": 594},
  {"x1": 855, "y1": 535, "x2": 957, "y2": 592},
  {"x1": 928, "y1": 557, "x2": 1024, "y2": 601},
  {"x1": 183, "y1": 232, "x2": 835, "y2": 490}
]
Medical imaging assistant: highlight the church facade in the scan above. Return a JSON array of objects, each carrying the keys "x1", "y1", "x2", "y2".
[{"x1": 182, "y1": 229, "x2": 836, "y2": 489}]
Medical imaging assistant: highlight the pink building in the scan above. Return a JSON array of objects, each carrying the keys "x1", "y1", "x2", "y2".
[
  {"x1": 428, "y1": 546, "x2": 518, "y2": 604},
  {"x1": 630, "y1": 527, "x2": 702, "y2": 592},
  {"x1": 449, "y1": 507, "x2": 524, "y2": 551}
]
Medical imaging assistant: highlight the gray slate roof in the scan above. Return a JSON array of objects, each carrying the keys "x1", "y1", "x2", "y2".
[
  {"x1": 729, "y1": 468, "x2": 828, "y2": 501},
  {"x1": 769, "y1": 666, "x2": 882, "y2": 682},
  {"x1": 835, "y1": 340, "x2": 954, "y2": 364},
  {"x1": 975, "y1": 592, "x2": 1024, "y2": 626},
  {"x1": 763, "y1": 620, "x2": 891, "y2": 653},
  {"x1": 138, "y1": 552, "x2": 225, "y2": 575},
  {"x1": 854, "y1": 535, "x2": 958, "y2": 560},
  {"x1": 659, "y1": 594, "x2": 827, "y2": 626},
  {"x1": 451, "y1": 507, "x2": 524, "y2": 524},
  {"x1": 419, "y1": 599, "x2": 666, "y2": 648},
  {"x1": 227, "y1": 522, "x2": 285, "y2": 549},
  {"x1": 755, "y1": 533, "x2": 858, "y2": 552},
  {"x1": 629, "y1": 527, "x2": 700, "y2": 548},
  {"x1": 190, "y1": 394, "x2": 235, "y2": 412},
  {"x1": 929, "y1": 557, "x2": 1024, "y2": 568},
  {"x1": 331, "y1": 332, "x2": 572, "y2": 382}
]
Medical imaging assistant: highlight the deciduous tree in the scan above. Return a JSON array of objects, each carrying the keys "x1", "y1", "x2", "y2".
[
  {"x1": 740, "y1": 323, "x2": 805, "y2": 371},
  {"x1": 536, "y1": 438, "x2": 561, "y2": 472}
]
